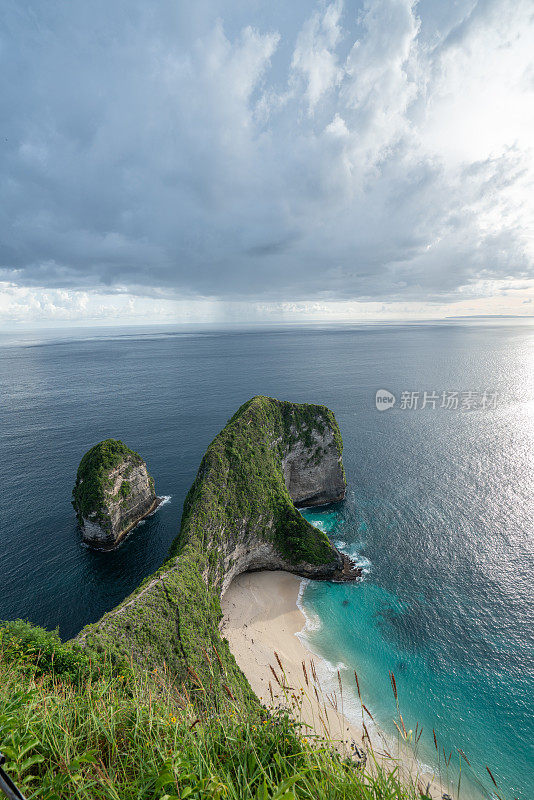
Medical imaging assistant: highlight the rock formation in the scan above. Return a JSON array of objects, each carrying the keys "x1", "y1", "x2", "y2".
[
  {"x1": 78, "y1": 397, "x2": 354, "y2": 700},
  {"x1": 282, "y1": 418, "x2": 346, "y2": 507},
  {"x1": 72, "y1": 439, "x2": 158, "y2": 548},
  {"x1": 176, "y1": 395, "x2": 348, "y2": 594}
]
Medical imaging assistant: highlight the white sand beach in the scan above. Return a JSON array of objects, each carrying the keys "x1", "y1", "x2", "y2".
[{"x1": 221, "y1": 570, "x2": 451, "y2": 800}]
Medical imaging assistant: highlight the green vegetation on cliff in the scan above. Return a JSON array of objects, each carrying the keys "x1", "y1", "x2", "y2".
[
  {"x1": 173, "y1": 395, "x2": 340, "y2": 566},
  {"x1": 72, "y1": 439, "x2": 144, "y2": 528},
  {"x1": 77, "y1": 397, "x2": 343, "y2": 710},
  {"x1": 0, "y1": 398, "x2": 498, "y2": 799}
]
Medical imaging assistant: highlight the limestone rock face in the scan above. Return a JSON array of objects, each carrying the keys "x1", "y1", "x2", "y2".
[
  {"x1": 73, "y1": 440, "x2": 158, "y2": 548},
  {"x1": 282, "y1": 423, "x2": 346, "y2": 507}
]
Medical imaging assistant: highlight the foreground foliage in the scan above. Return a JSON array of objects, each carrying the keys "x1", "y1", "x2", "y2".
[{"x1": 0, "y1": 622, "x2": 424, "y2": 800}]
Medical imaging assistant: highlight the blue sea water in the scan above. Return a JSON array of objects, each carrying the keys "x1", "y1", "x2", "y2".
[{"x1": 0, "y1": 322, "x2": 532, "y2": 800}]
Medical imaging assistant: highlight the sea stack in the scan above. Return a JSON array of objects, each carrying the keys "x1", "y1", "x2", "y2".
[
  {"x1": 72, "y1": 439, "x2": 158, "y2": 548},
  {"x1": 77, "y1": 397, "x2": 355, "y2": 694}
]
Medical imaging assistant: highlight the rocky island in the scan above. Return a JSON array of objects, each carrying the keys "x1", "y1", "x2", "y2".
[
  {"x1": 78, "y1": 396, "x2": 357, "y2": 702},
  {"x1": 72, "y1": 439, "x2": 159, "y2": 548}
]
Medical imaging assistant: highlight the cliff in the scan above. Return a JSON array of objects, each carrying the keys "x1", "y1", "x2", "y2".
[
  {"x1": 78, "y1": 397, "x2": 349, "y2": 703},
  {"x1": 282, "y1": 412, "x2": 346, "y2": 508},
  {"x1": 72, "y1": 439, "x2": 158, "y2": 548}
]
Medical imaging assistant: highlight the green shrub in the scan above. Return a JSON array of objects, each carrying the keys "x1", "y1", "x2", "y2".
[{"x1": 0, "y1": 620, "x2": 121, "y2": 685}]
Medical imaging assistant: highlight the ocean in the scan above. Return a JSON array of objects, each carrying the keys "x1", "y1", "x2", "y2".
[{"x1": 0, "y1": 322, "x2": 532, "y2": 799}]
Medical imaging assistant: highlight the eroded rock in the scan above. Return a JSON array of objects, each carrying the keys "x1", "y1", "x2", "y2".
[{"x1": 73, "y1": 439, "x2": 158, "y2": 548}]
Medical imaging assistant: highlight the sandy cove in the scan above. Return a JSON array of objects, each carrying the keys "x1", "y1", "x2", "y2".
[{"x1": 221, "y1": 570, "x2": 449, "y2": 800}]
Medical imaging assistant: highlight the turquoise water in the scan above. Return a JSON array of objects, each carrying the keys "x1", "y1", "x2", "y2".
[
  {"x1": 300, "y1": 501, "x2": 532, "y2": 800},
  {"x1": 0, "y1": 323, "x2": 532, "y2": 800}
]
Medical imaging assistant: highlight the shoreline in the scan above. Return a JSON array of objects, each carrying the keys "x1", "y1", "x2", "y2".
[{"x1": 221, "y1": 570, "x2": 454, "y2": 800}]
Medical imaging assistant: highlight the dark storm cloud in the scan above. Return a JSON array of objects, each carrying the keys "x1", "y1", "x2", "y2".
[{"x1": 0, "y1": 0, "x2": 532, "y2": 303}]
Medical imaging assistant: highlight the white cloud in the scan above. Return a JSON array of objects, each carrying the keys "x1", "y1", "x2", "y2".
[
  {"x1": 325, "y1": 113, "x2": 350, "y2": 137},
  {"x1": 423, "y1": 0, "x2": 534, "y2": 164},
  {"x1": 0, "y1": 0, "x2": 532, "y2": 325},
  {"x1": 342, "y1": 0, "x2": 420, "y2": 158},
  {"x1": 291, "y1": 0, "x2": 344, "y2": 111}
]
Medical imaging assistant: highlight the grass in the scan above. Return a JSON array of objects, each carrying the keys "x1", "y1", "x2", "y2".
[
  {"x1": 0, "y1": 622, "x2": 502, "y2": 800},
  {"x1": 0, "y1": 621, "x2": 437, "y2": 800}
]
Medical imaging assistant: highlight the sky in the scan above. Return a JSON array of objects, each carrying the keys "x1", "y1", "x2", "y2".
[{"x1": 1, "y1": 0, "x2": 533, "y2": 327}]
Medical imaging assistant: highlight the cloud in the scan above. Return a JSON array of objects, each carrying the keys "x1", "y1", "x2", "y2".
[
  {"x1": 0, "y1": 0, "x2": 532, "y2": 323},
  {"x1": 291, "y1": 0, "x2": 344, "y2": 111}
]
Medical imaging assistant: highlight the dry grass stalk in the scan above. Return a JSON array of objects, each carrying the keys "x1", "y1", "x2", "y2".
[
  {"x1": 326, "y1": 691, "x2": 338, "y2": 712},
  {"x1": 222, "y1": 683, "x2": 235, "y2": 701},
  {"x1": 354, "y1": 670, "x2": 361, "y2": 700},
  {"x1": 186, "y1": 665, "x2": 204, "y2": 691},
  {"x1": 213, "y1": 645, "x2": 225, "y2": 673},
  {"x1": 318, "y1": 711, "x2": 330, "y2": 738},
  {"x1": 269, "y1": 665, "x2": 281, "y2": 686},
  {"x1": 457, "y1": 748, "x2": 470, "y2": 766},
  {"x1": 181, "y1": 681, "x2": 191, "y2": 705},
  {"x1": 486, "y1": 766, "x2": 498, "y2": 788},
  {"x1": 389, "y1": 671, "x2": 398, "y2": 702}
]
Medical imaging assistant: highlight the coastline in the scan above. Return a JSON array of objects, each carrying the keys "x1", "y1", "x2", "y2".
[{"x1": 221, "y1": 571, "x2": 450, "y2": 800}]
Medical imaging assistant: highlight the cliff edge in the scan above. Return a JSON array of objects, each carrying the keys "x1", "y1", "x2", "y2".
[
  {"x1": 78, "y1": 397, "x2": 350, "y2": 703},
  {"x1": 72, "y1": 439, "x2": 158, "y2": 548}
]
